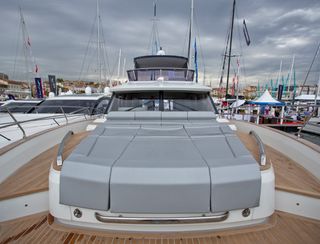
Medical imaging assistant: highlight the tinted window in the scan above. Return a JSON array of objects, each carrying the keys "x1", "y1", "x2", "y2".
[
  {"x1": 109, "y1": 92, "x2": 160, "y2": 111},
  {"x1": 127, "y1": 69, "x2": 194, "y2": 81},
  {"x1": 33, "y1": 100, "x2": 97, "y2": 114},
  {"x1": 108, "y1": 92, "x2": 214, "y2": 112},
  {"x1": 94, "y1": 97, "x2": 110, "y2": 114},
  {"x1": 163, "y1": 92, "x2": 214, "y2": 111},
  {"x1": 0, "y1": 102, "x2": 38, "y2": 113}
]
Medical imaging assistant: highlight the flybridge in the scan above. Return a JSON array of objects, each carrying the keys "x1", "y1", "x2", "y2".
[{"x1": 127, "y1": 55, "x2": 195, "y2": 82}]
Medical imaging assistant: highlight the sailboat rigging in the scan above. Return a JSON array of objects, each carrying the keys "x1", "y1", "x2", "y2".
[
  {"x1": 225, "y1": 0, "x2": 236, "y2": 98},
  {"x1": 79, "y1": 0, "x2": 110, "y2": 84},
  {"x1": 13, "y1": 7, "x2": 40, "y2": 97}
]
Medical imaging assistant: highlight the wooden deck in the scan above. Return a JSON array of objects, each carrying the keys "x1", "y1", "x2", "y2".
[
  {"x1": 0, "y1": 211, "x2": 319, "y2": 243},
  {"x1": 237, "y1": 132, "x2": 320, "y2": 198},
  {"x1": 1, "y1": 131, "x2": 320, "y2": 242},
  {"x1": 1, "y1": 131, "x2": 319, "y2": 201},
  {"x1": 0, "y1": 132, "x2": 89, "y2": 201}
]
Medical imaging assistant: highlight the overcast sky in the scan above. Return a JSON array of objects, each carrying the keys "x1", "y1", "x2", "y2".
[{"x1": 0, "y1": 0, "x2": 319, "y2": 88}]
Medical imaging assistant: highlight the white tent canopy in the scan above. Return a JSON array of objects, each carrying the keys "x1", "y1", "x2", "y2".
[{"x1": 249, "y1": 90, "x2": 284, "y2": 105}]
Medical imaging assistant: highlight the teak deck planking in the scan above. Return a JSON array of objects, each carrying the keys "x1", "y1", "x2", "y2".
[
  {"x1": 0, "y1": 132, "x2": 89, "y2": 201},
  {"x1": 1, "y1": 131, "x2": 320, "y2": 201},
  {"x1": 237, "y1": 132, "x2": 320, "y2": 198},
  {"x1": 0, "y1": 130, "x2": 320, "y2": 242}
]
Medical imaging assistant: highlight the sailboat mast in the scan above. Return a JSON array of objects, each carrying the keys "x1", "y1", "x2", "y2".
[
  {"x1": 122, "y1": 57, "x2": 126, "y2": 81},
  {"x1": 219, "y1": 33, "x2": 230, "y2": 88},
  {"x1": 117, "y1": 48, "x2": 122, "y2": 80},
  {"x1": 236, "y1": 58, "x2": 240, "y2": 108},
  {"x1": 287, "y1": 55, "x2": 295, "y2": 94},
  {"x1": 97, "y1": 0, "x2": 101, "y2": 83},
  {"x1": 225, "y1": 0, "x2": 236, "y2": 98},
  {"x1": 187, "y1": 0, "x2": 194, "y2": 68}
]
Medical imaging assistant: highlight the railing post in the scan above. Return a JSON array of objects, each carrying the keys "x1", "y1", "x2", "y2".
[
  {"x1": 60, "y1": 106, "x2": 68, "y2": 124},
  {"x1": 6, "y1": 108, "x2": 27, "y2": 138}
]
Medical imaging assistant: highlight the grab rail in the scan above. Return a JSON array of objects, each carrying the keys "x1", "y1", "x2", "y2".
[
  {"x1": 60, "y1": 107, "x2": 68, "y2": 124},
  {"x1": 6, "y1": 108, "x2": 26, "y2": 138},
  {"x1": 249, "y1": 130, "x2": 266, "y2": 166},
  {"x1": 56, "y1": 131, "x2": 74, "y2": 166},
  {"x1": 95, "y1": 212, "x2": 229, "y2": 224}
]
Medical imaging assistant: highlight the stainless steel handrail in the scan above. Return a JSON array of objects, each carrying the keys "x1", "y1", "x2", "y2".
[
  {"x1": 60, "y1": 107, "x2": 68, "y2": 124},
  {"x1": 0, "y1": 134, "x2": 11, "y2": 141},
  {"x1": 249, "y1": 130, "x2": 266, "y2": 166},
  {"x1": 95, "y1": 212, "x2": 229, "y2": 224},
  {"x1": 0, "y1": 113, "x2": 86, "y2": 130},
  {"x1": 56, "y1": 131, "x2": 74, "y2": 166},
  {"x1": 6, "y1": 108, "x2": 26, "y2": 138}
]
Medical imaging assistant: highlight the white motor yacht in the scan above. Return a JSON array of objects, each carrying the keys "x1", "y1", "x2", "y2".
[
  {"x1": 0, "y1": 55, "x2": 319, "y2": 243},
  {"x1": 0, "y1": 94, "x2": 110, "y2": 149}
]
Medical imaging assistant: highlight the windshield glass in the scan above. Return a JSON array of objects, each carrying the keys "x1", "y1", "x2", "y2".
[
  {"x1": 109, "y1": 92, "x2": 215, "y2": 112},
  {"x1": 127, "y1": 69, "x2": 194, "y2": 82},
  {"x1": 0, "y1": 102, "x2": 39, "y2": 113},
  {"x1": 109, "y1": 92, "x2": 160, "y2": 111},
  {"x1": 163, "y1": 92, "x2": 214, "y2": 111},
  {"x1": 33, "y1": 100, "x2": 97, "y2": 114}
]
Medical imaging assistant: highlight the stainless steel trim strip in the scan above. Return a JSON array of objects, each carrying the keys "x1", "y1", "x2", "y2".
[{"x1": 95, "y1": 212, "x2": 229, "y2": 224}]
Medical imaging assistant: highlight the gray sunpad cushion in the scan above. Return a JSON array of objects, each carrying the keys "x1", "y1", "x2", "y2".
[{"x1": 60, "y1": 111, "x2": 261, "y2": 213}]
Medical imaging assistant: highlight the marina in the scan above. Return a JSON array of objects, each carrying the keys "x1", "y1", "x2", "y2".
[{"x1": 1, "y1": 0, "x2": 320, "y2": 243}]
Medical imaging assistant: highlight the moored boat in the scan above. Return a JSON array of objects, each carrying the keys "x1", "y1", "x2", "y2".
[{"x1": 0, "y1": 54, "x2": 320, "y2": 242}]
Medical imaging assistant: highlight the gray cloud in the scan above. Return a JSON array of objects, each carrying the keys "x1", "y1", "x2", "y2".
[{"x1": 0, "y1": 0, "x2": 319, "y2": 87}]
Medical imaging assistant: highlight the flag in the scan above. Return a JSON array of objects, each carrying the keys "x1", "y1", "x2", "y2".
[
  {"x1": 243, "y1": 19, "x2": 251, "y2": 46},
  {"x1": 35, "y1": 64, "x2": 39, "y2": 73},
  {"x1": 48, "y1": 75, "x2": 57, "y2": 95},
  {"x1": 34, "y1": 78, "x2": 44, "y2": 98},
  {"x1": 153, "y1": 1, "x2": 157, "y2": 17},
  {"x1": 194, "y1": 38, "x2": 198, "y2": 83},
  {"x1": 27, "y1": 37, "x2": 31, "y2": 46}
]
